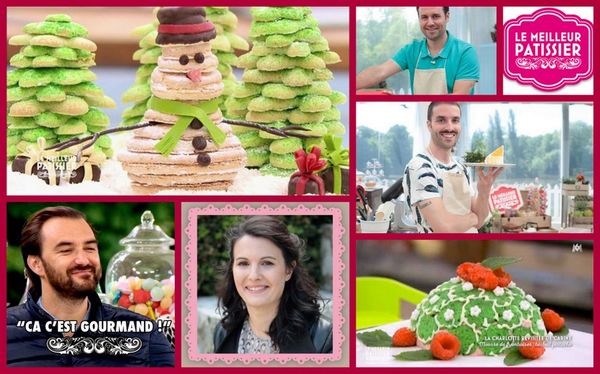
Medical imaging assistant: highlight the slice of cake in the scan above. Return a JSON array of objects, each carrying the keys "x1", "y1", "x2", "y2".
[
  {"x1": 485, "y1": 145, "x2": 504, "y2": 165},
  {"x1": 410, "y1": 260, "x2": 547, "y2": 356}
]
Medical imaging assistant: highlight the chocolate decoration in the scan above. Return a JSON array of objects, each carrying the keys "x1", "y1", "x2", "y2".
[
  {"x1": 194, "y1": 53, "x2": 205, "y2": 63},
  {"x1": 288, "y1": 175, "x2": 321, "y2": 195},
  {"x1": 11, "y1": 156, "x2": 60, "y2": 185},
  {"x1": 197, "y1": 153, "x2": 211, "y2": 167},
  {"x1": 179, "y1": 55, "x2": 190, "y2": 65},
  {"x1": 157, "y1": 7, "x2": 206, "y2": 24},
  {"x1": 321, "y1": 166, "x2": 349, "y2": 194},
  {"x1": 190, "y1": 118, "x2": 203, "y2": 129},
  {"x1": 192, "y1": 136, "x2": 207, "y2": 150},
  {"x1": 69, "y1": 165, "x2": 101, "y2": 184},
  {"x1": 11, "y1": 156, "x2": 29, "y2": 175},
  {"x1": 156, "y1": 29, "x2": 217, "y2": 45}
]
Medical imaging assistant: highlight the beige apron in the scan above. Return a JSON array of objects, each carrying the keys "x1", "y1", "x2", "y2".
[
  {"x1": 413, "y1": 49, "x2": 448, "y2": 95},
  {"x1": 442, "y1": 170, "x2": 478, "y2": 233}
]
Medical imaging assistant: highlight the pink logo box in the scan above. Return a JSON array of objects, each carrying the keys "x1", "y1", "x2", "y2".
[{"x1": 504, "y1": 8, "x2": 593, "y2": 91}]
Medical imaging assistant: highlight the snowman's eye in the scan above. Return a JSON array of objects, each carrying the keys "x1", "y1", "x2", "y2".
[{"x1": 179, "y1": 53, "x2": 204, "y2": 65}]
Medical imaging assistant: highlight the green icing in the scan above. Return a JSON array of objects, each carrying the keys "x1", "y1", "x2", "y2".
[
  {"x1": 246, "y1": 146, "x2": 270, "y2": 167},
  {"x1": 491, "y1": 289, "x2": 515, "y2": 307},
  {"x1": 464, "y1": 299, "x2": 498, "y2": 328},
  {"x1": 479, "y1": 326, "x2": 511, "y2": 355},
  {"x1": 435, "y1": 300, "x2": 464, "y2": 329},
  {"x1": 420, "y1": 289, "x2": 449, "y2": 315},
  {"x1": 238, "y1": 131, "x2": 270, "y2": 148},
  {"x1": 495, "y1": 304, "x2": 524, "y2": 329},
  {"x1": 448, "y1": 325, "x2": 478, "y2": 355},
  {"x1": 259, "y1": 163, "x2": 294, "y2": 177},
  {"x1": 415, "y1": 314, "x2": 438, "y2": 344},
  {"x1": 24, "y1": 19, "x2": 88, "y2": 38},
  {"x1": 269, "y1": 152, "x2": 296, "y2": 170},
  {"x1": 413, "y1": 279, "x2": 547, "y2": 356}
]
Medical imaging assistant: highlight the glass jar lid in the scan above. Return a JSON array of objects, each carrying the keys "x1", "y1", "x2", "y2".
[{"x1": 119, "y1": 210, "x2": 174, "y2": 247}]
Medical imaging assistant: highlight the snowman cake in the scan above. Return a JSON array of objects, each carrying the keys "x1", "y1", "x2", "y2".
[{"x1": 119, "y1": 7, "x2": 247, "y2": 193}]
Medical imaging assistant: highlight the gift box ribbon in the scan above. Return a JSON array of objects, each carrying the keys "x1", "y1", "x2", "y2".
[
  {"x1": 324, "y1": 135, "x2": 349, "y2": 194},
  {"x1": 291, "y1": 147, "x2": 327, "y2": 195},
  {"x1": 148, "y1": 96, "x2": 224, "y2": 156}
]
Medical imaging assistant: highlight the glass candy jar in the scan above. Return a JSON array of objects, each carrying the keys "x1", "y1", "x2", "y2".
[{"x1": 105, "y1": 211, "x2": 175, "y2": 320}]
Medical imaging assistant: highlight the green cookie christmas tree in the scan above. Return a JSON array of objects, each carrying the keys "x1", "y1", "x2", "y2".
[
  {"x1": 205, "y1": 7, "x2": 250, "y2": 117},
  {"x1": 7, "y1": 14, "x2": 115, "y2": 163},
  {"x1": 225, "y1": 7, "x2": 346, "y2": 176},
  {"x1": 120, "y1": 9, "x2": 160, "y2": 126}
]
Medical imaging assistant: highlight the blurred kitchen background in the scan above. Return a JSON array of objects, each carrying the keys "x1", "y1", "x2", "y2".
[
  {"x1": 7, "y1": 7, "x2": 349, "y2": 147},
  {"x1": 356, "y1": 7, "x2": 496, "y2": 94},
  {"x1": 357, "y1": 240, "x2": 593, "y2": 333}
]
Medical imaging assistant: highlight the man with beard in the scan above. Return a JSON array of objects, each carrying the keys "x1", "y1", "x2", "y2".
[
  {"x1": 357, "y1": 7, "x2": 480, "y2": 94},
  {"x1": 7, "y1": 206, "x2": 174, "y2": 366},
  {"x1": 402, "y1": 102, "x2": 502, "y2": 233}
]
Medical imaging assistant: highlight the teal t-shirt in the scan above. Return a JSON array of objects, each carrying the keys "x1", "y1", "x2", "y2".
[{"x1": 391, "y1": 32, "x2": 480, "y2": 94}]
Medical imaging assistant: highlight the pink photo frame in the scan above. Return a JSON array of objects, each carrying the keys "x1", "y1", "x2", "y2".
[{"x1": 182, "y1": 203, "x2": 348, "y2": 365}]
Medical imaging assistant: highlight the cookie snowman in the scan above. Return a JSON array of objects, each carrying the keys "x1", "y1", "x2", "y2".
[{"x1": 119, "y1": 7, "x2": 247, "y2": 193}]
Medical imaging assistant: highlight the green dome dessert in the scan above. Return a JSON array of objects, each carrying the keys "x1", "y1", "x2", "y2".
[{"x1": 410, "y1": 262, "x2": 547, "y2": 356}]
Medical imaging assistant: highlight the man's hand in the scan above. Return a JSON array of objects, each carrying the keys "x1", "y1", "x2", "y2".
[
  {"x1": 417, "y1": 198, "x2": 479, "y2": 232},
  {"x1": 476, "y1": 166, "x2": 503, "y2": 194},
  {"x1": 451, "y1": 79, "x2": 476, "y2": 94},
  {"x1": 356, "y1": 60, "x2": 402, "y2": 90},
  {"x1": 471, "y1": 167, "x2": 503, "y2": 227}
]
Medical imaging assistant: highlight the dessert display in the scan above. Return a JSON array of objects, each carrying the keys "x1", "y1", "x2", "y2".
[
  {"x1": 464, "y1": 145, "x2": 512, "y2": 167},
  {"x1": 484, "y1": 145, "x2": 504, "y2": 165},
  {"x1": 491, "y1": 185, "x2": 552, "y2": 233},
  {"x1": 121, "y1": 7, "x2": 249, "y2": 124},
  {"x1": 7, "y1": 14, "x2": 115, "y2": 184},
  {"x1": 6, "y1": 7, "x2": 348, "y2": 195},
  {"x1": 357, "y1": 258, "x2": 574, "y2": 366},
  {"x1": 118, "y1": 7, "x2": 247, "y2": 193},
  {"x1": 563, "y1": 174, "x2": 593, "y2": 227},
  {"x1": 226, "y1": 6, "x2": 347, "y2": 176},
  {"x1": 205, "y1": 7, "x2": 250, "y2": 117},
  {"x1": 410, "y1": 260, "x2": 547, "y2": 356}
]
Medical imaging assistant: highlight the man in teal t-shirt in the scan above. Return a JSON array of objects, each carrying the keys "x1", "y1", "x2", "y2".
[{"x1": 356, "y1": 7, "x2": 480, "y2": 95}]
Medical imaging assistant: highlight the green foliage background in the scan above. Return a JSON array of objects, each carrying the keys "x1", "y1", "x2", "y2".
[
  {"x1": 196, "y1": 215, "x2": 331, "y2": 296},
  {"x1": 356, "y1": 8, "x2": 421, "y2": 91},
  {"x1": 6, "y1": 203, "x2": 174, "y2": 307},
  {"x1": 356, "y1": 125, "x2": 414, "y2": 178}
]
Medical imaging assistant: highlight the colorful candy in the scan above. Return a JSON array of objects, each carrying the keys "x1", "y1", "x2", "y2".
[{"x1": 107, "y1": 275, "x2": 175, "y2": 321}]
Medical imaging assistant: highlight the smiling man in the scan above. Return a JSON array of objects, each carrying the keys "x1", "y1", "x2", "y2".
[
  {"x1": 7, "y1": 206, "x2": 174, "y2": 367},
  {"x1": 402, "y1": 102, "x2": 502, "y2": 233},
  {"x1": 356, "y1": 7, "x2": 480, "y2": 94}
]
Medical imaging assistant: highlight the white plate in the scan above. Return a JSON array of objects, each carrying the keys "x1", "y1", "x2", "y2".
[
  {"x1": 356, "y1": 320, "x2": 593, "y2": 367},
  {"x1": 463, "y1": 163, "x2": 515, "y2": 168}
]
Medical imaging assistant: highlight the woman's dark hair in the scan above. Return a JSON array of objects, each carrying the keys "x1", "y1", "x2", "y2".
[{"x1": 217, "y1": 216, "x2": 321, "y2": 349}]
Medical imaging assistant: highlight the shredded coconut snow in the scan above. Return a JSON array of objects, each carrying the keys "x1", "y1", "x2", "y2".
[{"x1": 7, "y1": 163, "x2": 290, "y2": 195}]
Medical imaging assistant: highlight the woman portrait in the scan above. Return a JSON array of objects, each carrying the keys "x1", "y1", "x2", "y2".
[{"x1": 213, "y1": 216, "x2": 333, "y2": 354}]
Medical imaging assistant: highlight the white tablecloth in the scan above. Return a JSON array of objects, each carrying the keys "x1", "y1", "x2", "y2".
[{"x1": 357, "y1": 320, "x2": 593, "y2": 367}]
